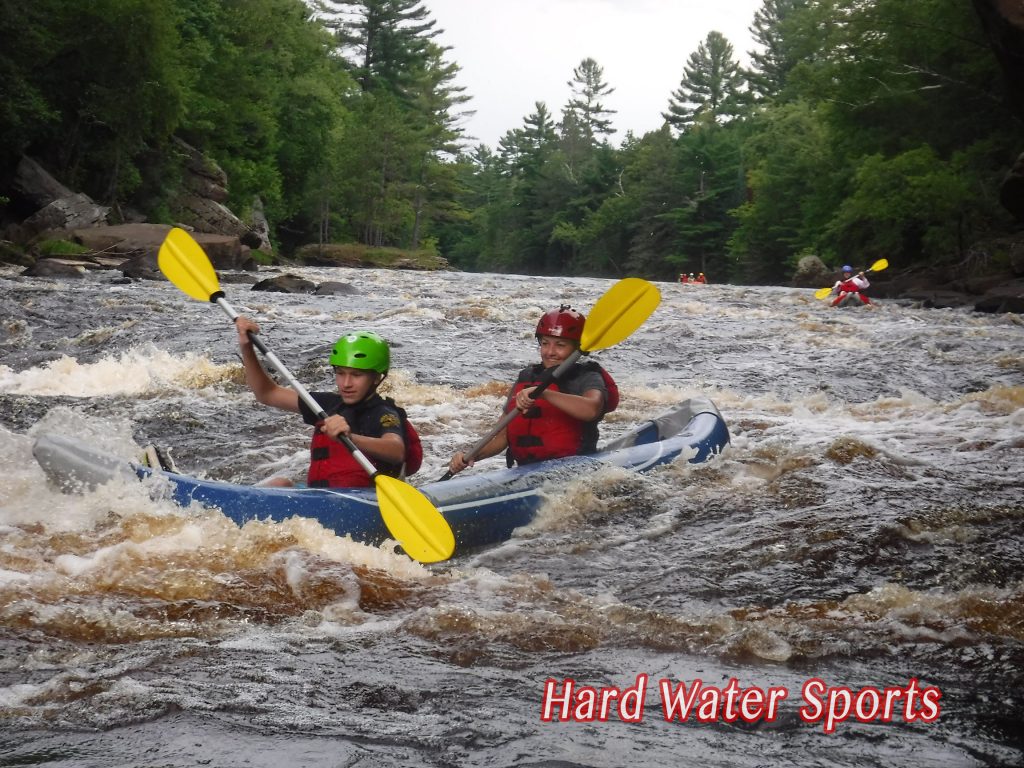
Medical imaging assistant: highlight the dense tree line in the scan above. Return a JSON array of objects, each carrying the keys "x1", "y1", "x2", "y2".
[{"x1": 1, "y1": 0, "x2": 1020, "y2": 282}]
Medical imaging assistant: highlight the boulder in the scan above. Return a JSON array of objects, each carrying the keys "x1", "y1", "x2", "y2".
[
  {"x1": 21, "y1": 258, "x2": 86, "y2": 278},
  {"x1": 315, "y1": 281, "x2": 358, "y2": 296},
  {"x1": 790, "y1": 254, "x2": 832, "y2": 288},
  {"x1": 72, "y1": 222, "x2": 173, "y2": 252},
  {"x1": 973, "y1": 278, "x2": 1024, "y2": 313},
  {"x1": 252, "y1": 274, "x2": 317, "y2": 293},
  {"x1": 247, "y1": 196, "x2": 272, "y2": 252},
  {"x1": 117, "y1": 252, "x2": 163, "y2": 281},
  {"x1": 21, "y1": 193, "x2": 110, "y2": 237},
  {"x1": 66, "y1": 223, "x2": 256, "y2": 273},
  {"x1": 169, "y1": 138, "x2": 273, "y2": 254},
  {"x1": 975, "y1": 292, "x2": 1024, "y2": 313},
  {"x1": 902, "y1": 290, "x2": 974, "y2": 309},
  {"x1": 12, "y1": 155, "x2": 74, "y2": 208},
  {"x1": 220, "y1": 272, "x2": 259, "y2": 285},
  {"x1": 173, "y1": 136, "x2": 229, "y2": 197}
]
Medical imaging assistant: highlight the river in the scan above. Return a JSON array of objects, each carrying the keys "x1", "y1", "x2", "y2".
[{"x1": 1, "y1": 262, "x2": 1022, "y2": 766}]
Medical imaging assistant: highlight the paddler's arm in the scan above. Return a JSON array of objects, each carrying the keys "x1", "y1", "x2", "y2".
[
  {"x1": 236, "y1": 315, "x2": 300, "y2": 413},
  {"x1": 520, "y1": 386, "x2": 604, "y2": 422},
  {"x1": 448, "y1": 428, "x2": 509, "y2": 475},
  {"x1": 320, "y1": 414, "x2": 405, "y2": 464}
]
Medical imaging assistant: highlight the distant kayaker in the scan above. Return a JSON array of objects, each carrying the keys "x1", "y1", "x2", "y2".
[
  {"x1": 235, "y1": 316, "x2": 417, "y2": 488},
  {"x1": 830, "y1": 265, "x2": 871, "y2": 306},
  {"x1": 446, "y1": 305, "x2": 619, "y2": 475}
]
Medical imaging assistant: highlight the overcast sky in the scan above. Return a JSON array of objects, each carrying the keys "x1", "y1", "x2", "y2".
[{"x1": 424, "y1": 0, "x2": 766, "y2": 148}]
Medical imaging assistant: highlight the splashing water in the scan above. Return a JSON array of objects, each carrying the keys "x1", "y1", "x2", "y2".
[{"x1": 0, "y1": 265, "x2": 1022, "y2": 766}]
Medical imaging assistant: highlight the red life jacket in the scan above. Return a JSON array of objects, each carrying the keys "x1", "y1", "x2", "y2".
[
  {"x1": 399, "y1": 409, "x2": 423, "y2": 476},
  {"x1": 306, "y1": 397, "x2": 421, "y2": 488},
  {"x1": 505, "y1": 362, "x2": 618, "y2": 465}
]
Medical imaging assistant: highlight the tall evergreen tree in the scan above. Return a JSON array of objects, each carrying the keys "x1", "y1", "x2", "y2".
[
  {"x1": 565, "y1": 57, "x2": 617, "y2": 141},
  {"x1": 663, "y1": 31, "x2": 746, "y2": 131},
  {"x1": 405, "y1": 42, "x2": 471, "y2": 248},
  {"x1": 313, "y1": 0, "x2": 439, "y2": 98},
  {"x1": 312, "y1": 0, "x2": 469, "y2": 248},
  {"x1": 746, "y1": 0, "x2": 809, "y2": 102}
]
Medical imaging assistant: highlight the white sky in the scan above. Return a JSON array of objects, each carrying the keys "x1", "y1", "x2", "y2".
[{"x1": 425, "y1": 0, "x2": 766, "y2": 148}]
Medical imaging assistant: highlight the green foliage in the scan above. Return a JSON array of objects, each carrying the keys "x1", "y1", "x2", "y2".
[
  {"x1": 0, "y1": 0, "x2": 186, "y2": 200},
  {"x1": 293, "y1": 241, "x2": 447, "y2": 269},
  {"x1": 729, "y1": 100, "x2": 838, "y2": 281},
  {"x1": 824, "y1": 147, "x2": 975, "y2": 262},
  {"x1": 36, "y1": 239, "x2": 91, "y2": 257},
  {"x1": 1, "y1": 0, "x2": 1020, "y2": 281}
]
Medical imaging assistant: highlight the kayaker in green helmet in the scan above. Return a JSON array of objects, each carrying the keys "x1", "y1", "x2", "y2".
[
  {"x1": 235, "y1": 316, "x2": 419, "y2": 488},
  {"x1": 446, "y1": 305, "x2": 619, "y2": 476}
]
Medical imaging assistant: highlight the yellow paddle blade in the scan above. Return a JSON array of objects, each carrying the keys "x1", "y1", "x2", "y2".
[
  {"x1": 375, "y1": 475, "x2": 455, "y2": 563},
  {"x1": 869, "y1": 258, "x2": 888, "y2": 272},
  {"x1": 815, "y1": 286, "x2": 834, "y2": 300},
  {"x1": 581, "y1": 278, "x2": 661, "y2": 352},
  {"x1": 158, "y1": 227, "x2": 221, "y2": 301}
]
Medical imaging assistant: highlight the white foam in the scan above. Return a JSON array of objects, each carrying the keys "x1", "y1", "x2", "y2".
[{"x1": 0, "y1": 346, "x2": 234, "y2": 398}]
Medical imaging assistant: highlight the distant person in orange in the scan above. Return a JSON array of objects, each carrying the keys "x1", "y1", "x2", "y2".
[
  {"x1": 694, "y1": 272, "x2": 707, "y2": 284},
  {"x1": 679, "y1": 273, "x2": 689, "y2": 283}
]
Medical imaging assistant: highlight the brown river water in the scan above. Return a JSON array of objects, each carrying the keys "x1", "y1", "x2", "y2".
[{"x1": 1, "y1": 264, "x2": 1022, "y2": 766}]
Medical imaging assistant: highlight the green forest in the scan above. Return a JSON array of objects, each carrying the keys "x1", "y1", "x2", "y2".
[{"x1": 1, "y1": 0, "x2": 1020, "y2": 283}]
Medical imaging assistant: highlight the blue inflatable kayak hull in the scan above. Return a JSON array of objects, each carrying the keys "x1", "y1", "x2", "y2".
[{"x1": 33, "y1": 397, "x2": 729, "y2": 555}]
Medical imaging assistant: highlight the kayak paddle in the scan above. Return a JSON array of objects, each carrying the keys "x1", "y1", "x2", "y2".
[
  {"x1": 157, "y1": 227, "x2": 455, "y2": 564},
  {"x1": 438, "y1": 276, "x2": 661, "y2": 481},
  {"x1": 814, "y1": 258, "x2": 889, "y2": 300}
]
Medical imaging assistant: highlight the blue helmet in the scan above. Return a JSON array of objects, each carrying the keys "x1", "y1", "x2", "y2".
[{"x1": 841, "y1": 265, "x2": 853, "y2": 272}]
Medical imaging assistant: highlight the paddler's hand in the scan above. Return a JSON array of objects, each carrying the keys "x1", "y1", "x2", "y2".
[
  {"x1": 321, "y1": 414, "x2": 351, "y2": 441},
  {"x1": 235, "y1": 315, "x2": 261, "y2": 347},
  {"x1": 515, "y1": 387, "x2": 539, "y2": 412},
  {"x1": 448, "y1": 451, "x2": 474, "y2": 475}
]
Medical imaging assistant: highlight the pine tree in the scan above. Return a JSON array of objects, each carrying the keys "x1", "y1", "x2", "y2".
[
  {"x1": 746, "y1": 0, "x2": 809, "y2": 102},
  {"x1": 311, "y1": 0, "x2": 470, "y2": 248},
  {"x1": 663, "y1": 31, "x2": 746, "y2": 131},
  {"x1": 565, "y1": 57, "x2": 617, "y2": 141},
  {"x1": 312, "y1": 0, "x2": 440, "y2": 97}
]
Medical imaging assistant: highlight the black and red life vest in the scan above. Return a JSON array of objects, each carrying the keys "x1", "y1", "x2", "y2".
[
  {"x1": 505, "y1": 361, "x2": 619, "y2": 466},
  {"x1": 306, "y1": 396, "x2": 422, "y2": 488}
]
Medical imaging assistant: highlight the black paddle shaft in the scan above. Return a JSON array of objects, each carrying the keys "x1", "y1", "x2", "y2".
[{"x1": 438, "y1": 349, "x2": 584, "y2": 481}]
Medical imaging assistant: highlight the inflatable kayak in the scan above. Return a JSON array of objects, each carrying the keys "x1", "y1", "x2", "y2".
[{"x1": 33, "y1": 397, "x2": 729, "y2": 555}]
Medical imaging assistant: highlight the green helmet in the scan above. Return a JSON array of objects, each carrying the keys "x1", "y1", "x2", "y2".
[{"x1": 329, "y1": 331, "x2": 390, "y2": 373}]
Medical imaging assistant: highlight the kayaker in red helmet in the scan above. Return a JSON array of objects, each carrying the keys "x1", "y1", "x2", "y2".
[{"x1": 446, "y1": 305, "x2": 619, "y2": 474}]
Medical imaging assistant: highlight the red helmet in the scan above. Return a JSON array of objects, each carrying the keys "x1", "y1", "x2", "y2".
[{"x1": 536, "y1": 305, "x2": 585, "y2": 342}]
